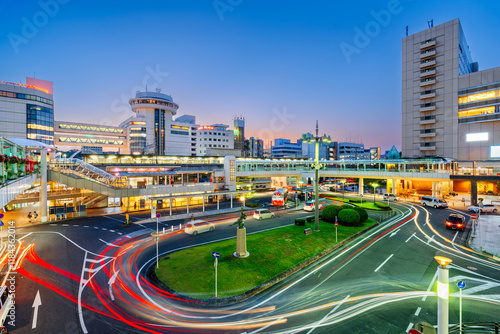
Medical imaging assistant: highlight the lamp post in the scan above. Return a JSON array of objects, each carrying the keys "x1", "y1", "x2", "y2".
[
  {"x1": 303, "y1": 121, "x2": 331, "y2": 232},
  {"x1": 435, "y1": 256, "x2": 452, "y2": 334},
  {"x1": 340, "y1": 179, "x2": 346, "y2": 200},
  {"x1": 371, "y1": 183, "x2": 379, "y2": 205}
]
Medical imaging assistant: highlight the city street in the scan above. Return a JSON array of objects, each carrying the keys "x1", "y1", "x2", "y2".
[{"x1": 9, "y1": 200, "x2": 500, "y2": 333}]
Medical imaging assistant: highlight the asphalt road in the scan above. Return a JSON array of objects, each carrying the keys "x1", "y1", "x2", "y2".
[{"x1": 8, "y1": 198, "x2": 500, "y2": 333}]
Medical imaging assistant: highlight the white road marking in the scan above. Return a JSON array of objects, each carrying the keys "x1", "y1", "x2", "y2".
[
  {"x1": 31, "y1": 290, "x2": 41, "y2": 329},
  {"x1": 389, "y1": 229, "x2": 400, "y2": 238},
  {"x1": 427, "y1": 235, "x2": 435, "y2": 244},
  {"x1": 415, "y1": 307, "x2": 421, "y2": 316},
  {"x1": 101, "y1": 228, "x2": 107, "y2": 231},
  {"x1": 423, "y1": 269, "x2": 439, "y2": 301},
  {"x1": 99, "y1": 238, "x2": 120, "y2": 248},
  {"x1": 109, "y1": 230, "x2": 115, "y2": 232},
  {"x1": 451, "y1": 231, "x2": 459, "y2": 243},
  {"x1": 103, "y1": 215, "x2": 125, "y2": 223},
  {"x1": 62, "y1": 224, "x2": 69, "y2": 226},
  {"x1": 305, "y1": 294, "x2": 350, "y2": 334},
  {"x1": 83, "y1": 225, "x2": 89, "y2": 228},
  {"x1": 374, "y1": 254, "x2": 394, "y2": 272},
  {"x1": 49, "y1": 224, "x2": 57, "y2": 226},
  {"x1": 405, "y1": 232, "x2": 416, "y2": 243},
  {"x1": 406, "y1": 323, "x2": 414, "y2": 332},
  {"x1": 117, "y1": 232, "x2": 123, "y2": 235}
]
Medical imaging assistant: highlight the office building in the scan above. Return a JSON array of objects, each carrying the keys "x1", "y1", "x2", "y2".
[
  {"x1": 54, "y1": 121, "x2": 128, "y2": 154},
  {"x1": 245, "y1": 137, "x2": 264, "y2": 158},
  {"x1": 196, "y1": 124, "x2": 235, "y2": 156},
  {"x1": 0, "y1": 77, "x2": 54, "y2": 145},
  {"x1": 272, "y1": 138, "x2": 303, "y2": 158},
  {"x1": 233, "y1": 116, "x2": 245, "y2": 155},
  {"x1": 401, "y1": 19, "x2": 500, "y2": 160},
  {"x1": 301, "y1": 132, "x2": 331, "y2": 160},
  {"x1": 120, "y1": 116, "x2": 147, "y2": 155},
  {"x1": 338, "y1": 142, "x2": 365, "y2": 160}
]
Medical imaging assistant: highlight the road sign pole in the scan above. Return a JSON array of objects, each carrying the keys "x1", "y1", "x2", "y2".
[
  {"x1": 459, "y1": 287, "x2": 462, "y2": 334},
  {"x1": 215, "y1": 257, "x2": 218, "y2": 298},
  {"x1": 156, "y1": 238, "x2": 159, "y2": 269},
  {"x1": 335, "y1": 224, "x2": 337, "y2": 243}
]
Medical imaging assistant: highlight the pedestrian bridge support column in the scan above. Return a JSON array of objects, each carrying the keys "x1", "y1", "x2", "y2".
[
  {"x1": 39, "y1": 148, "x2": 48, "y2": 223},
  {"x1": 358, "y1": 178, "x2": 364, "y2": 196},
  {"x1": 471, "y1": 181, "x2": 478, "y2": 205}
]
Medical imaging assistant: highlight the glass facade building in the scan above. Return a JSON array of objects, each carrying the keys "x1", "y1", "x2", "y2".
[{"x1": 26, "y1": 104, "x2": 54, "y2": 145}]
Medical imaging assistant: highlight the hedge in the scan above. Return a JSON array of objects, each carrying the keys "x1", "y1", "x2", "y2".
[
  {"x1": 338, "y1": 209, "x2": 361, "y2": 226},
  {"x1": 349, "y1": 198, "x2": 366, "y2": 204},
  {"x1": 306, "y1": 216, "x2": 315, "y2": 222},
  {"x1": 352, "y1": 206, "x2": 368, "y2": 222},
  {"x1": 374, "y1": 202, "x2": 390, "y2": 209},
  {"x1": 320, "y1": 205, "x2": 343, "y2": 223},
  {"x1": 295, "y1": 218, "x2": 306, "y2": 226},
  {"x1": 246, "y1": 202, "x2": 261, "y2": 208}
]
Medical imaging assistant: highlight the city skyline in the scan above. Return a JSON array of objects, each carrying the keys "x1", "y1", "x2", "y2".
[{"x1": 2, "y1": 1, "x2": 500, "y2": 152}]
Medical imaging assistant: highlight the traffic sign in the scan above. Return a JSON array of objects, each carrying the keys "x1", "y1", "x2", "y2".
[
  {"x1": 457, "y1": 280, "x2": 466, "y2": 289},
  {"x1": 408, "y1": 329, "x2": 421, "y2": 334},
  {"x1": 155, "y1": 236, "x2": 160, "y2": 241},
  {"x1": 156, "y1": 213, "x2": 161, "y2": 218},
  {"x1": 471, "y1": 214, "x2": 477, "y2": 220},
  {"x1": 359, "y1": 194, "x2": 363, "y2": 198},
  {"x1": 335, "y1": 217, "x2": 338, "y2": 227},
  {"x1": 295, "y1": 193, "x2": 298, "y2": 199},
  {"x1": 0, "y1": 213, "x2": 4, "y2": 219},
  {"x1": 212, "y1": 252, "x2": 220, "y2": 258},
  {"x1": 0, "y1": 221, "x2": 3, "y2": 227}
]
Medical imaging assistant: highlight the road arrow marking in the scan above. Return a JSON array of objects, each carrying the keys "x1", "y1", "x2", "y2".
[
  {"x1": 427, "y1": 235, "x2": 435, "y2": 244},
  {"x1": 32, "y1": 290, "x2": 41, "y2": 329},
  {"x1": 99, "y1": 238, "x2": 120, "y2": 247},
  {"x1": 389, "y1": 229, "x2": 400, "y2": 238},
  {"x1": 108, "y1": 270, "x2": 120, "y2": 301}
]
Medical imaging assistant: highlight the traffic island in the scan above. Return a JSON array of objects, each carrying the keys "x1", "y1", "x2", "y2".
[{"x1": 151, "y1": 219, "x2": 378, "y2": 306}]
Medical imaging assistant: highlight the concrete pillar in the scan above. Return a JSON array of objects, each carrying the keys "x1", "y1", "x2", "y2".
[
  {"x1": 169, "y1": 198, "x2": 172, "y2": 216},
  {"x1": 358, "y1": 178, "x2": 364, "y2": 195},
  {"x1": 437, "y1": 264, "x2": 450, "y2": 334},
  {"x1": 186, "y1": 197, "x2": 189, "y2": 214},
  {"x1": 471, "y1": 181, "x2": 478, "y2": 205},
  {"x1": 217, "y1": 195, "x2": 219, "y2": 210},
  {"x1": 230, "y1": 194, "x2": 233, "y2": 208},
  {"x1": 202, "y1": 196, "x2": 205, "y2": 212},
  {"x1": 40, "y1": 148, "x2": 48, "y2": 223},
  {"x1": 432, "y1": 181, "x2": 438, "y2": 198},
  {"x1": 393, "y1": 179, "x2": 397, "y2": 194}
]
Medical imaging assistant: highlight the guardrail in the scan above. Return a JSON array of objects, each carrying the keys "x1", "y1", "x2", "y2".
[{"x1": 449, "y1": 321, "x2": 499, "y2": 333}]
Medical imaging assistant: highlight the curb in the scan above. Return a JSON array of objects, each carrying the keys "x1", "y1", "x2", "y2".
[{"x1": 148, "y1": 221, "x2": 379, "y2": 307}]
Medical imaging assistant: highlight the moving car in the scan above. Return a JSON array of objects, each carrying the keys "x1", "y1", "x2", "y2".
[
  {"x1": 445, "y1": 214, "x2": 466, "y2": 232},
  {"x1": 303, "y1": 200, "x2": 325, "y2": 211},
  {"x1": 383, "y1": 193, "x2": 399, "y2": 201},
  {"x1": 468, "y1": 204, "x2": 498, "y2": 213},
  {"x1": 184, "y1": 220, "x2": 215, "y2": 235},
  {"x1": 420, "y1": 196, "x2": 448, "y2": 208},
  {"x1": 253, "y1": 209, "x2": 275, "y2": 220}
]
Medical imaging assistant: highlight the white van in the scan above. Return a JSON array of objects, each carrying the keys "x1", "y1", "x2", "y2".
[
  {"x1": 420, "y1": 196, "x2": 448, "y2": 208},
  {"x1": 253, "y1": 209, "x2": 275, "y2": 220},
  {"x1": 383, "y1": 193, "x2": 399, "y2": 201},
  {"x1": 184, "y1": 220, "x2": 215, "y2": 235}
]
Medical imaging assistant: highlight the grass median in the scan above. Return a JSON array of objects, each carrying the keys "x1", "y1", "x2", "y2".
[{"x1": 155, "y1": 218, "x2": 377, "y2": 299}]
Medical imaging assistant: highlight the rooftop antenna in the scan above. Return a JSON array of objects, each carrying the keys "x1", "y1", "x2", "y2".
[
  {"x1": 156, "y1": 88, "x2": 161, "y2": 93},
  {"x1": 406, "y1": 25, "x2": 408, "y2": 37},
  {"x1": 427, "y1": 19, "x2": 433, "y2": 28},
  {"x1": 146, "y1": 84, "x2": 148, "y2": 92}
]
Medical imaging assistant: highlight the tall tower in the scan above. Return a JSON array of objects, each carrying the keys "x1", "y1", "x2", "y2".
[
  {"x1": 233, "y1": 116, "x2": 245, "y2": 155},
  {"x1": 402, "y1": 19, "x2": 475, "y2": 158},
  {"x1": 129, "y1": 91, "x2": 179, "y2": 155}
]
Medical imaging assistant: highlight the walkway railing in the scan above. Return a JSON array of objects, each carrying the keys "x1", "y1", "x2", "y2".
[{"x1": 50, "y1": 158, "x2": 126, "y2": 188}]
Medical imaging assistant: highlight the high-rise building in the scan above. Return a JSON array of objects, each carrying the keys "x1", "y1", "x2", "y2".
[
  {"x1": 120, "y1": 116, "x2": 147, "y2": 155},
  {"x1": 272, "y1": 138, "x2": 302, "y2": 158},
  {"x1": 0, "y1": 77, "x2": 54, "y2": 145},
  {"x1": 401, "y1": 19, "x2": 492, "y2": 159},
  {"x1": 301, "y1": 132, "x2": 331, "y2": 160},
  {"x1": 128, "y1": 91, "x2": 198, "y2": 156},
  {"x1": 337, "y1": 142, "x2": 365, "y2": 160},
  {"x1": 233, "y1": 116, "x2": 245, "y2": 155}
]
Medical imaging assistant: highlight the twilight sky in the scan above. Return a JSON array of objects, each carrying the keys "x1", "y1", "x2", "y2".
[{"x1": 1, "y1": 0, "x2": 500, "y2": 152}]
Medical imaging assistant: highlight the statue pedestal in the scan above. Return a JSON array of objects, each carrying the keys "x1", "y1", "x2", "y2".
[{"x1": 233, "y1": 227, "x2": 249, "y2": 258}]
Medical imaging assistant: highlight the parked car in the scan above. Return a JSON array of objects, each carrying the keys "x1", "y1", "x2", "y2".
[
  {"x1": 184, "y1": 220, "x2": 215, "y2": 235},
  {"x1": 468, "y1": 204, "x2": 498, "y2": 213},
  {"x1": 420, "y1": 196, "x2": 448, "y2": 208},
  {"x1": 303, "y1": 200, "x2": 325, "y2": 211},
  {"x1": 253, "y1": 209, "x2": 275, "y2": 220},
  {"x1": 445, "y1": 214, "x2": 466, "y2": 232},
  {"x1": 383, "y1": 193, "x2": 399, "y2": 201}
]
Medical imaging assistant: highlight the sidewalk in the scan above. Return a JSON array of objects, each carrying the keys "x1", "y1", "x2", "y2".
[{"x1": 469, "y1": 214, "x2": 500, "y2": 260}]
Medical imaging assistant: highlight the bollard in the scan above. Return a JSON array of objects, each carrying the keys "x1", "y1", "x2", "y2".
[
  {"x1": 179, "y1": 224, "x2": 182, "y2": 230},
  {"x1": 163, "y1": 227, "x2": 165, "y2": 234},
  {"x1": 171, "y1": 225, "x2": 173, "y2": 232}
]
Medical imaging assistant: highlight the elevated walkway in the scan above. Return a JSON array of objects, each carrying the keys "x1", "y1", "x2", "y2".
[{"x1": 0, "y1": 173, "x2": 38, "y2": 208}]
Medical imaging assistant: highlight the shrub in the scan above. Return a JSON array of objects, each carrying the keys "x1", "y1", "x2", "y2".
[
  {"x1": 320, "y1": 205, "x2": 344, "y2": 223},
  {"x1": 329, "y1": 187, "x2": 336, "y2": 192},
  {"x1": 374, "y1": 202, "x2": 390, "y2": 209},
  {"x1": 246, "y1": 202, "x2": 261, "y2": 208},
  {"x1": 338, "y1": 209, "x2": 361, "y2": 226},
  {"x1": 295, "y1": 218, "x2": 306, "y2": 226},
  {"x1": 352, "y1": 206, "x2": 368, "y2": 222},
  {"x1": 340, "y1": 204, "x2": 353, "y2": 210},
  {"x1": 349, "y1": 198, "x2": 366, "y2": 203},
  {"x1": 306, "y1": 216, "x2": 315, "y2": 222}
]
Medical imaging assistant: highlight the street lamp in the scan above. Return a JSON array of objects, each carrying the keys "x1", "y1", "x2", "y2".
[
  {"x1": 303, "y1": 121, "x2": 331, "y2": 232},
  {"x1": 340, "y1": 179, "x2": 346, "y2": 200},
  {"x1": 240, "y1": 195, "x2": 245, "y2": 208},
  {"x1": 371, "y1": 183, "x2": 379, "y2": 205}
]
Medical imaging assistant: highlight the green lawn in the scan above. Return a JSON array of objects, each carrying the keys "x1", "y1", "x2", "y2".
[{"x1": 155, "y1": 219, "x2": 376, "y2": 299}]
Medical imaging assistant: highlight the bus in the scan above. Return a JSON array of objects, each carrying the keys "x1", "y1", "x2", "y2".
[{"x1": 272, "y1": 188, "x2": 288, "y2": 206}]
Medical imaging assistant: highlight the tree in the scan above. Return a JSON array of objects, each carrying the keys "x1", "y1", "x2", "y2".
[
  {"x1": 338, "y1": 209, "x2": 361, "y2": 227},
  {"x1": 352, "y1": 206, "x2": 368, "y2": 222}
]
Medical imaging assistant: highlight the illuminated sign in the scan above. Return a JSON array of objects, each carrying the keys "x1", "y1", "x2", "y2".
[
  {"x1": 131, "y1": 121, "x2": 147, "y2": 125},
  {"x1": 197, "y1": 126, "x2": 214, "y2": 131},
  {"x1": 459, "y1": 89, "x2": 499, "y2": 104},
  {"x1": 172, "y1": 125, "x2": 190, "y2": 130},
  {"x1": 491, "y1": 146, "x2": 500, "y2": 158},
  {"x1": 466, "y1": 133, "x2": 488, "y2": 142},
  {"x1": 0, "y1": 80, "x2": 51, "y2": 94}
]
